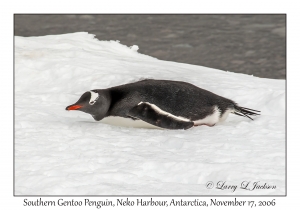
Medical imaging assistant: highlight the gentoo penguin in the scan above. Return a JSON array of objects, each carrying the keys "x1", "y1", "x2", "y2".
[{"x1": 66, "y1": 79, "x2": 260, "y2": 130}]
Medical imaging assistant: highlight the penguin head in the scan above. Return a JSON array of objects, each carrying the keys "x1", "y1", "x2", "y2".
[{"x1": 66, "y1": 90, "x2": 110, "y2": 121}]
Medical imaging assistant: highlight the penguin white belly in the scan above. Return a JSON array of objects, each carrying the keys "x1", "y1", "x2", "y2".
[
  {"x1": 101, "y1": 116, "x2": 162, "y2": 129},
  {"x1": 193, "y1": 106, "x2": 221, "y2": 126}
]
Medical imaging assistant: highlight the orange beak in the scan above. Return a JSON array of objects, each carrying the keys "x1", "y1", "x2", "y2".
[{"x1": 66, "y1": 105, "x2": 83, "y2": 110}]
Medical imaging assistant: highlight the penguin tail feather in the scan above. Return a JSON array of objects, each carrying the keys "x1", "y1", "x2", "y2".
[{"x1": 233, "y1": 105, "x2": 260, "y2": 120}]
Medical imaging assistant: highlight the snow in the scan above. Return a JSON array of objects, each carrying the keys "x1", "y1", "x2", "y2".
[{"x1": 15, "y1": 32, "x2": 285, "y2": 195}]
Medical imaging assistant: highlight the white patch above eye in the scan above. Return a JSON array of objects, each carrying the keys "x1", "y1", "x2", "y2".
[{"x1": 89, "y1": 91, "x2": 99, "y2": 105}]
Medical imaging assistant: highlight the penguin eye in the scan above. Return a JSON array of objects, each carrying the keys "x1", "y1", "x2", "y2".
[
  {"x1": 89, "y1": 95, "x2": 99, "y2": 105},
  {"x1": 89, "y1": 101, "x2": 96, "y2": 105}
]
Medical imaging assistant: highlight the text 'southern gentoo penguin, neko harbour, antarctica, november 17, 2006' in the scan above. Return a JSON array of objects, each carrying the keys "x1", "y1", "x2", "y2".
[{"x1": 66, "y1": 79, "x2": 260, "y2": 130}]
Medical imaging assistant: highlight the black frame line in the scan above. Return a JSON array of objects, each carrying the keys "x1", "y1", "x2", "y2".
[{"x1": 13, "y1": 13, "x2": 287, "y2": 197}]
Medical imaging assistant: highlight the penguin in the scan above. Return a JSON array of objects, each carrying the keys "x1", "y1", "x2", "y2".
[{"x1": 65, "y1": 79, "x2": 260, "y2": 130}]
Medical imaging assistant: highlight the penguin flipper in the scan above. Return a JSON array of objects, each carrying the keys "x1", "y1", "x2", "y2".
[{"x1": 128, "y1": 102, "x2": 194, "y2": 130}]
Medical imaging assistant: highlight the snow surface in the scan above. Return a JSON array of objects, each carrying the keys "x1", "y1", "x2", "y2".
[{"x1": 15, "y1": 32, "x2": 285, "y2": 195}]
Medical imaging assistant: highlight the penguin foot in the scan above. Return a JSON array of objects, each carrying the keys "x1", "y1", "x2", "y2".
[
  {"x1": 194, "y1": 123, "x2": 215, "y2": 127},
  {"x1": 127, "y1": 116, "x2": 139, "y2": 121}
]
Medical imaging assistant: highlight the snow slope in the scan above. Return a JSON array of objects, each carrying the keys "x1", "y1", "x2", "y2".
[{"x1": 15, "y1": 32, "x2": 285, "y2": 195}]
